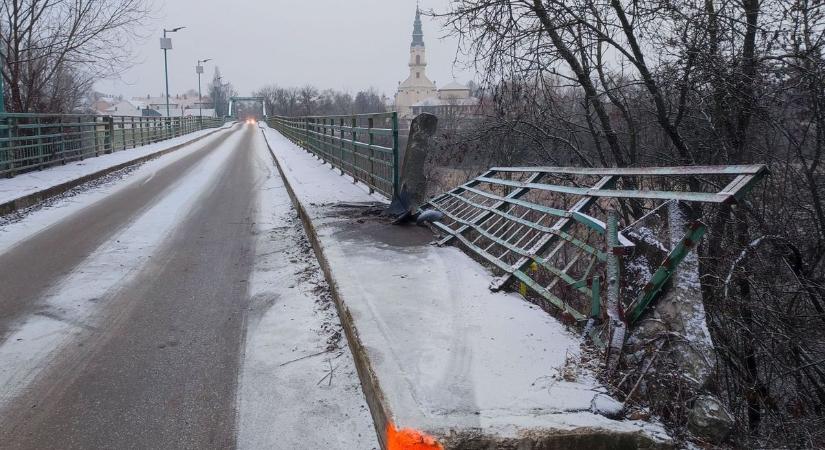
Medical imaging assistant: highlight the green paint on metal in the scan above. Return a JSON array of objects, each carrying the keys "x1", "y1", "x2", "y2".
[
  {"x1": 0, "y1": 113, "x2": 222, "y2": 177},
  {"x1": 626, "y1": 221, "x2": 708, "y2": 324},
  {"x1": 423, "y1": 164, "x2": 766, "y2": 333},
  {"x1": 268, "y1": 113, "x2": 400, "y2": 199}
]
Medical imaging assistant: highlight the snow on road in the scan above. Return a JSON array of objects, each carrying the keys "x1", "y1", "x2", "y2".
[
  {"x1": 236, "y1": 131, "x2": 377, "y2": 449},
  {"x1": 0, "y1": 129, "x2": 245, "y2": 410},
  {"x1": 0, "y1": 125, "x2": 378, "y2": 448},
  {"x1": 0, "y1": 125, "x2": 228, "y2": 207},
  {"x1": 0, "y1": 126, "x2": 234, "y2": 254}
]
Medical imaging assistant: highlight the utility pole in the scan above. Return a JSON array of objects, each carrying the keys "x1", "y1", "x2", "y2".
[
  {"x1": 196, "y1": 58, "x2": 211, "y2": 127},
  {"x1": 161, "y1": 26, "x2": 185, "y2": 134},
  {"x1": 0, "y1": 52, "x2": 6, "y2": 113}
]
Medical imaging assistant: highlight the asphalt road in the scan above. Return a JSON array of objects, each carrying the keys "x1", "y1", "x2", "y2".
[{"x1": 0, "y1": 124, "x2": 376, "y2": 449}]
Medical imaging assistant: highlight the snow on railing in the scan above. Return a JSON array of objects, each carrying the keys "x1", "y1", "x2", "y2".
[
  {"x1": 268, "y1": 113, "x2": 400, "y2": 199},
  {"x1": 0, "y1": 113, "x2": 224, "y2": 177}
]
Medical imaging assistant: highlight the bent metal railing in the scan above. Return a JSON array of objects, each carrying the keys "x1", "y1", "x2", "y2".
[
  {"x1": 268, "y1": 113, "x2": 400, "y2": 199},
  {"x1": 424, "y1": 165, "x2": 768, "y2": 338},
  {"x1": 0, "y1": 113, "x2": 224, "y2": 177}
]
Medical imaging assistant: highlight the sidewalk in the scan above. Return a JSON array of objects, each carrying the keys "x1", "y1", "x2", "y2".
[
  {"x1": 0, "y1": 124, "x2": 231, "y2": 214},
  {"x1": 260, "y1": 124, "x2": 671, "y2": 449}
]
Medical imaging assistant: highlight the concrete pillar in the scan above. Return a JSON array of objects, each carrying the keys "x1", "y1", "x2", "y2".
[{"x1": 388, "y1": 113, "x2": 438, "y2": 217}]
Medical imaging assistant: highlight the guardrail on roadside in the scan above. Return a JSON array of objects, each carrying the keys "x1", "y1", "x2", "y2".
[
  {"x1": 267, "y1": 112, "x2": 400, "y2": 199},
  {"x1": 0, "y1": 113, "x2": 225, "y2": 177}
]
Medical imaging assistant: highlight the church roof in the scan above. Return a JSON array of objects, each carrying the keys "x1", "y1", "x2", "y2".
[
  {"x1": 411, "y1": 7, "x2": 424, "y2": 48},
  {"x1": 440, "y1": 81, "x2": 470, "y2": 91}
]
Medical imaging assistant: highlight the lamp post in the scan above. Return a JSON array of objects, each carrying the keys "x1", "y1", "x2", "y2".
[
  {"x1": 161, "y1": 26, "x2": 185, "y2": 135},
  {"x1": 196, "y1": 58, "x2": 211, "y2": 126}
]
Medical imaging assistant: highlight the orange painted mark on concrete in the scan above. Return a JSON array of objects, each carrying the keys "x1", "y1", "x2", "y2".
[{"x1": 386, "y1": 423, "x2": 443, "y2": 450}]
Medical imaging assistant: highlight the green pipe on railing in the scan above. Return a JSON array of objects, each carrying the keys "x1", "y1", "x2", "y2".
[
  {"x1": 267, "y1": 112, "x2": 400, "y2": 199},
  {"x1": 0, "y1": 112, "x2": 223, "y2": 178}
]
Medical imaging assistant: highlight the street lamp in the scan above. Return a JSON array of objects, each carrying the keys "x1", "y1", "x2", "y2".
[
  {"x1": 160, "y1": 26, "x2": 185, "y2": 121},
  {"x1": 196, "y1": 58, "x2": 211, "y2": 125}
]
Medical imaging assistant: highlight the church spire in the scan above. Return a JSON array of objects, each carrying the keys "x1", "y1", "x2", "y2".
[{"x1": 411, "y1": 5, "x2": 424, "y2": 48}]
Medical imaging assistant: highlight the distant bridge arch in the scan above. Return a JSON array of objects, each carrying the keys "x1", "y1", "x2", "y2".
[{"x1": 228, "y1": 97, "x2": 267, "y2": 121}]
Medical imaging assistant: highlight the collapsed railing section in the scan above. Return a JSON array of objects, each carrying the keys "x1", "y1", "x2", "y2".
[
  {"x1": 0, "y1": 113, "x2": 225, "y2": 177},
  {"x1": 268, "y1": 113, "x2": 400, "y2": 199},
  {"x1": 424, "y1": 165, "x2": 768, "y2": 340}
]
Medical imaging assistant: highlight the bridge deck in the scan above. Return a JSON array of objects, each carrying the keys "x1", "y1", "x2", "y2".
[
  {"x1": 261, "y1": 124, "x2": 671, "y2": 449},
  {"x1": 0, "y1": 124, "x2": 376, "y2": 449}
]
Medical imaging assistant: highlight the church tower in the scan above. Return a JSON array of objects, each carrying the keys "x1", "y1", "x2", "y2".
[{"x1": 395, "y1": 6, "x2": 437, "y2": 122}]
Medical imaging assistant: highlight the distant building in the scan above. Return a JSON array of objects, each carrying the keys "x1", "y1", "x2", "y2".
[
  {"x1": 101, "y1": 99, "x2": 146, "y2": 117},
  {"x1": 135, "y1": 93, "x2": 214, "y2": 117},
  {"x1": 394, "y1": 7, "x2": 480, "y2": 127},
  {"x1": 89, "y1": 92, "x2": 216, "y2": 118}
]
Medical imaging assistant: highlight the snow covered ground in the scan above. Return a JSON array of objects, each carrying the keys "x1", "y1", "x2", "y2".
[
  {"x1": 260, "y1": 123, "x2": 672, "y2": 447},
  {"x1": 0, "y1": 126, "x2": 232, "y2": 254},
  {"x1": 236, "y1": 129, "x2": 377, "y2": 449}
]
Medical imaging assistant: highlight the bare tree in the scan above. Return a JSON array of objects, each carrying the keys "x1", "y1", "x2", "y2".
[
  {"x1": 254, "y1": 84, "x2": 386, "y2": 117},
  {"x1": 434, "y1": 0, "x2": 825, "y2": 446},
  {"x1": 0, "y1": 0, "x2": 153, "y2": 113}
]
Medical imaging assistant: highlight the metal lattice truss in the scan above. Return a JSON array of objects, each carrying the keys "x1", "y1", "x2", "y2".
[
  {"x1": 228, "y1": 97, "x2": 267, "y2": 118},
  {"x1": 425, "y1": 165, "x2": 768, "y2": 327}
]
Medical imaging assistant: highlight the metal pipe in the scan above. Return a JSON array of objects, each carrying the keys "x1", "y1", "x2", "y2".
[
  {"x1": 0, "y1": 52, "x2": 5, "y2": 113},
  {"x1": 196, "y1": 58, "x2": 211, "y2": 128}
]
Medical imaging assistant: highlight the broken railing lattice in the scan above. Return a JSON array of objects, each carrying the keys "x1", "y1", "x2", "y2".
[{"x1": 424, "y1": 165, "x2": 767, "y2": 334}]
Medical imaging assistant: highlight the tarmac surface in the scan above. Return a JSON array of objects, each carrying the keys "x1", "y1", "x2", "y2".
[{"x1": 0, "y1": 124, "x2": 376, "y2": 449}]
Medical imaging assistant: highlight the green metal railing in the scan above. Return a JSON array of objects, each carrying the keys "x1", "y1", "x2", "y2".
[
  {"x1": 268, "y1": 112, "x2": 400, "y2": 199},
  {"x1": 0, "y1": 113, "x2": 224, "y2": 177},
  {"x1": 425, "y1": 164, "x2": 768, "y2": 342}
]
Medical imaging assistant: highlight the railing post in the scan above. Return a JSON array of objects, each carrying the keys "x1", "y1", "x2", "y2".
[
  {"x1": 34, "y1": 116, "x2": 45, "y2": 168},
  {"x1": 7, "y1": 116, "x2": 17, "y2": 177},
  {"x1": 104, "y1": 115, "x2": 114, "y2": 154},
  {"x1": 0, "y1": 115, "x2": 8, "y2": 177},
  {"x1": 302, "y1": 117, "x2": 308, "y2": 149},
  {"x1": 392, "y1": 112, "x2": 400, "y2": 198},
  {"x1": 93, "y1": 116, "x2": 101, "y2": 156},
  {"x1": 130, "y1": 116, "x2": 136, "y2": 148},
  {"x1": 339, "y1": 117, "x2": 345, "y2": 171},
  {"x1": 367, "y1": 116, "x2": 375, "y2": 194},
  {"x1": 605, "y1": 209, "x2": 626, "y2": 376},
  {"x1": 321, "y1": 118, "x2": 327, "y2": 161},
  {"x1": 350, "y1": 116, "x2": 356, "y2": 179}
]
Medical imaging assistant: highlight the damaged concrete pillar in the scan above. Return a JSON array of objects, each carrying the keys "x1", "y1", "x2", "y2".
[
  {"x1": 388, "y1": 113, "x2": 438, "y2": 216},
  {"x1": 657, "y1": 200, "x2": 716, "y2": 387}
]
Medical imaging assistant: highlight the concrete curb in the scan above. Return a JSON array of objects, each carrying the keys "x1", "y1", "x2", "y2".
[
  {"x1": 259, "y1": 127, "x2": 394, "y2": 450},
  {"x1": 0, "y1": 125, "x2": 232, "y2": 216}
]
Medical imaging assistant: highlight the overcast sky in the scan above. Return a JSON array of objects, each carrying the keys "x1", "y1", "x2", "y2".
[{"x1": 96, "y1": 0, "x2": 474, "y2": 99}]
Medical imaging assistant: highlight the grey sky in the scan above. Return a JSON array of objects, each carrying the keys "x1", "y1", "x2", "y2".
[{"x1": 97, "y1": 0, "x2": 474, "y2": 99}]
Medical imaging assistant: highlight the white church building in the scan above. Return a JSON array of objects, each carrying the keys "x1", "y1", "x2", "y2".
[{"x1": 394, "y1": 7, "x2": 478, "y2": 125}]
